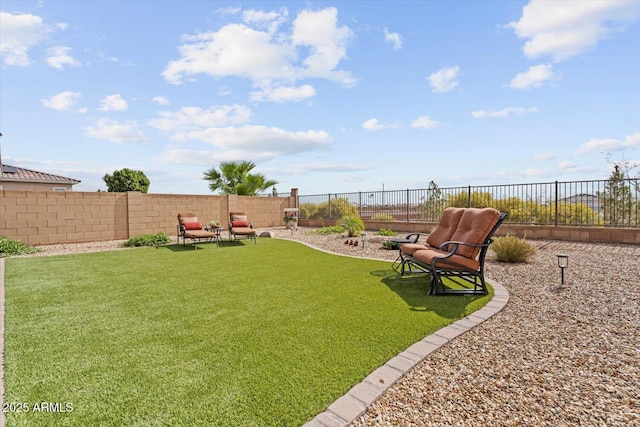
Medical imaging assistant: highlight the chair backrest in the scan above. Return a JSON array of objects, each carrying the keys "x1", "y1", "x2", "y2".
[
  {"x1": 426, "y1": 207, "x2": 465, "y2": 248},
  {"x1": 229, "y1": 211, "x2": 250, "y2": 228},
  {"x1": 449, "y1": 208, "x2": 501, "y2": 259},
  {"x1": 178, "y1": 212, "x2": 203, "y2": 230},
  {"x1": 178, "y1": 212, "x2": 199, "y2": 225}
]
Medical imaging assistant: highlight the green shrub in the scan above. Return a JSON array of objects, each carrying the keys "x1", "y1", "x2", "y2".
[
  {"x1": 381, "y1": 239, "x2": 400, "y2": 250},
  {"x1": 375, "y1": 228, "x2": 396, "y2": 236},
  {"x1": 313, "y1": 226, "x2": 346, "y2": 235},
  {"x1": 301, "y1": 198, "x2": 358, "y2": 220},
  {"x1": 124, "y1": 232, "x2": 171, "y2": 247},
  {"x1": 491, "y1": 235, "x2": 535, "y2": 263},
  {"x1": 370, "y1": 213, "x2": 394, "y2": 221},
  {"x1": 338, "y1": 214, "x2": 365, "y2": 237},
  {"x1": 0, "y1": 236, "x2": 40, "y2": 257}
]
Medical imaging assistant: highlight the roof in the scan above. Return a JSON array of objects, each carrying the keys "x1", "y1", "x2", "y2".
[{"x1": 0, "y1": 163, "x2": 81, "y2": 185}]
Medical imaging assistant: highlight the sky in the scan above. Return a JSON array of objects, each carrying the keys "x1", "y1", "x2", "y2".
[{"x1": 1, "y1": 0, "x2": 639, "y2": 195}]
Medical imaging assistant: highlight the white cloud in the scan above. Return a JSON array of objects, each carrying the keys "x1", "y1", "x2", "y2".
[
  {"x1": 428, "y1": 66, "x2": 460, "y2": 93},
  {"x1": 411, "y1": 116, "x2": 440, "y2": 129},
  {"x1": 471, "y1": 107, "x2": 539, "y2": 118},
  {"x1": 41, "y1": 91, "x2": 82, "y2": 111},
  {"x1": 508, "y1": 0, "x2": 640, "y2": 61},
  {"x1": 46, "y1": 46, "x2": 80, "y2": 69},
  {"x1": 291, "y1": 7, "x2": 354, "y2": 83},
  {"x1": 157, "y1": 126, "x2": 332, "y2": 164},
  {"x1": 510, "y1": 64, "x2": 560, "y2": 90},
  {"x1": 575, "y1": 132, "x2": 640, "y2": 155},
  {"x1": 152, "y1": 96, "x2": 170, "y2": 106},
  {"x1": 531, "y1": 151, "x2": 555, "y2": 161},
  {"x1": 559, "y1": 160, "x2": 577, "y2": 169},
  {"x1": 242, "y1": 7, "x2": 288, "y2": 33},
  {"x1": 162, "y1": 7, "x2": 355, "y2": 90},
  {"x1": 182, "y1": 125, "x2": 332, "y2": 154},
  {"x1": 384, "y1": 27, "x2": 402, "y2": 50},
  {"x1": 362, "y1": 118, "x2": 386, "y2": 131},
  {"x1": 250, "y1": 84, "x2": 316, "y2": 102},
  {"x1": 0, "y1": 11, "x2": 49, "y2": 66},
  {"x1": 99, "y1": 94, "x2": 128, "y2": 111},
  {"x1": 148, "y1": 105, "x2": 252, "y2": 133},
  {"x1": 85, "y1": 118, "x2": 149, "y2": 143}
]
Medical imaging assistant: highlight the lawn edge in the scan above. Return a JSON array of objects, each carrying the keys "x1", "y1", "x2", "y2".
[{"x1": 303, "y1": 276, "x2": 510, "y2": 427}]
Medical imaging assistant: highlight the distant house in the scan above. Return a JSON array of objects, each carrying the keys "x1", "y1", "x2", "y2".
[
  {"x1": 559, "y1": 193, "x2": 600, "y2": 212},
  {"x1": 0, "y1": 163, "x2": 81, "y2": 191}
]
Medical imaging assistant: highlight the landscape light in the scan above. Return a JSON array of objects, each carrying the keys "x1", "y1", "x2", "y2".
[{"x1": 556, "y1": 254, "x2": 569, "y2": 285}]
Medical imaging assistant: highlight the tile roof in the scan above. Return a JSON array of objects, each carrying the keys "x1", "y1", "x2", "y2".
[{"x1": 0, "y1": 163, "x2": 81, "y2": 185}]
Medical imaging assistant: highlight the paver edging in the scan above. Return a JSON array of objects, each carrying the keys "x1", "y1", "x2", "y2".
[{"x1": 304, "y1": 277, "x2": 509, "y2": 427}]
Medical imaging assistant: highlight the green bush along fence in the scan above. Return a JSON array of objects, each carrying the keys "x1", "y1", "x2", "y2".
[{"x1": 299, "y1": 179, "x2": 640, "y2": 228}]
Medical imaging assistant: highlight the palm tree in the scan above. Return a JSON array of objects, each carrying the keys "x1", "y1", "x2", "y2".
[{"x1": 203, "y1": 161, "x2": 278, "y2": 195}]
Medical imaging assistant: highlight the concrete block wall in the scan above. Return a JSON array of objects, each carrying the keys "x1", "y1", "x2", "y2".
[
  {"x1": 0, "y1": 191, "x2": 129, "y2": 245},
  {"x1": 1, "y1": 190, "x2": 298, "y2": 246}
]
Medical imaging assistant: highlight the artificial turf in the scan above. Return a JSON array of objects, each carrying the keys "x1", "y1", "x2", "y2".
[{"x1": 3, "y1": 238, "x2": 492, "y2": 426}]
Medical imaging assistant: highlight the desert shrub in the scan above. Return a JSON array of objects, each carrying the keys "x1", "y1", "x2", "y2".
[
  {"x1": 370, "y1": 213, "x2": 394, "y2": 221},
  {"x1": 375, "y1": 228, "x2": 396, "y2": 236},
  {"x1": 124, "y1": 232, "x2": 171, "y2": 247},
  {"x1": 0, "y1": 236, "x2": 40, "y2": 257},
  {"x1": 491, "y1": 235, "x2": 535, "y2": 263},
  {"x1": 299, "y1": 203, "x2": 319, "y2": 219},
  {"x1": 381, "y1": 239, "x2": 400, "y2": 250},
  {"x1": 448, "y1": 191, "x2": 494, "y2": 208},
  {"x1": 338, "y1": 214, "x2": 365, "y2": 237},
  {"x1": 313, "y1": 226, "x2": 346, "y2": 235}
]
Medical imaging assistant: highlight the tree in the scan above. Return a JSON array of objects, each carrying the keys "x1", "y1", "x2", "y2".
[
  {"x1": 103, "y1": 168, "x2": 150, "y2": 193},
  {"x1": 203, "y1": 161, "x2": 278, "y2": 195},
  {"x1": 599, "y1": 164, "x2": 635, "y2": 226}
]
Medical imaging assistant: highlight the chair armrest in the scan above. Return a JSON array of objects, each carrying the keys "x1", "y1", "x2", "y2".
[
  {"x1": 404, "y1": 232, "x2": 429, "y2": 243},
  {"x1": 438, "y1": 240, "x2": 490, "y2": 258},
  {"x1": 392, "y1": 233, "x2": 427, "y2": 244}
]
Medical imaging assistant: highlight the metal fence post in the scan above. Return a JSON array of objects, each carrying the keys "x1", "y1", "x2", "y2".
[
  {"x1": 406, "y1": 188, "x2": 410, "y2": 222},
  {"x1": 554, "y1": 181, "x2": 558, "y2": 227}
]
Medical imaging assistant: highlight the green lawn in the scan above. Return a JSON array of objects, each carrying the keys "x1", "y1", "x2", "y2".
[{"x1": 4, "y1": 238, "x2": 492, "y2": 426}]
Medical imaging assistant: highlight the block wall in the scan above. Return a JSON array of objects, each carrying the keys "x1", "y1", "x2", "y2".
[{"x1": 1, "y1": 190, "x2": 297, "y2": 245}]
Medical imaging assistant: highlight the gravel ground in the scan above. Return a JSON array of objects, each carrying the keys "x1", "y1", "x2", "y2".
[{"x1": 27, "y1": 227, "x2": 640, "y2": 426}]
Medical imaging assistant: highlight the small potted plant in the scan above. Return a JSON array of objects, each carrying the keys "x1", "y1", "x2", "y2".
[{"x1": 283, "y1": 214, "x2": 298, "y2": 230}]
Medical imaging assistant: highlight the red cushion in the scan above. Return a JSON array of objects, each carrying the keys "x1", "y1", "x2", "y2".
[
  {"x1": 183, "y1": 221, "x2": 202, "y2": 230},
  {"x1": 231, "y1": 220, "x2": 250, "y2": 227}
]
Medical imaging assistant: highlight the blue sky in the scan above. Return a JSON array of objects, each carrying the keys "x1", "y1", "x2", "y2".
[{"x1": 1, "y1": 0, "x2": 639, "y2": 195}]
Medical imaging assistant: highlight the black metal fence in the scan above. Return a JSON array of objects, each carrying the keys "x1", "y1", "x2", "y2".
[{"x1": 298, "y1": 179, "x2": 640, "y2": 227}]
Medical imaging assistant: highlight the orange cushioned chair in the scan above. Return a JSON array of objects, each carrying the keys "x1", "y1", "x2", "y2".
[
  {"x1": 228, "y1": 211, "x2": 257, "y2": 244},
  {"x1": 177, "y1": 212, "x2": 218, "y2": 249},
  {"x1": 400, "y1": 208, "x2": 507, "y2": 295}
]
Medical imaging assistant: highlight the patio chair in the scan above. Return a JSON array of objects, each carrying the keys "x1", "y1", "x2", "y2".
[
  {"x1": 394, "y1": 207, "x2": 466, "y2": 274},
  {"x1": 177, "y1": 212, "x2": 219, "y2": 249},
  {"x1": 401, "y1": 208, "x2": 507, "y2": 295},
  {"x1": 228, "y1": 211, "x2": 257, "y2": 244}
]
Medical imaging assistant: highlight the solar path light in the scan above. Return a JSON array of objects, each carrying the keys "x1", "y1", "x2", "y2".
[{"x1": 556, "y1": 254, "x2": 569, "y2": 285}]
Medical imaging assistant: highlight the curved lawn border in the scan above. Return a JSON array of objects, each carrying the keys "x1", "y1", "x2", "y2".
[{"x1": 303, "y1": 276, "x2": 510, "y2": 427}]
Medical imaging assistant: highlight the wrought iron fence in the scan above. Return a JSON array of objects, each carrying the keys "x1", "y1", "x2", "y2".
[{"x1": 298, "y1": 179, "x2": 640, "y2": 228}]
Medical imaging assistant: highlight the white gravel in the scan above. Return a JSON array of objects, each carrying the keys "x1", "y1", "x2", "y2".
[{"x1": 27, "y1": 227, "x2": 640, "y2": 426}]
